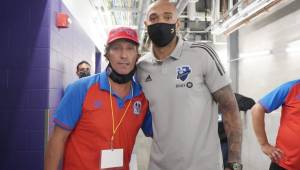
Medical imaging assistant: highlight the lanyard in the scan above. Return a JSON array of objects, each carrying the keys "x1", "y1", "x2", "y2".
[{"x1": 109, "y1": 80, "x2": 133, "y2": 149}]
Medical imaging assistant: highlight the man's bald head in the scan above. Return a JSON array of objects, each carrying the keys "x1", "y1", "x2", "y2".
[
  {"x1": 147, "y1": 0, "x2": 177, "y2": 17},
  {"x1": 145, "y1": 0, "x2": 178, "y2": 25}
]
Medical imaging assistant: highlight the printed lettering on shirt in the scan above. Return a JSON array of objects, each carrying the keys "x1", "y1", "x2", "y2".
[{"x1": 176, "y1": 81, "x2": 193, "y2": 89}]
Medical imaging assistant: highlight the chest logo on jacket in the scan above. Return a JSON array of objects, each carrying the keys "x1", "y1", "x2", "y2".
[
  {"x1": 145, "y1": 75, "x2": 152, "y2": 82},
  {"x1": 176, "y1": 65, "x2": 191, "y2": 81},
  {"x1": 133, "y1": 101, "x2": 142, "y2": 115}
]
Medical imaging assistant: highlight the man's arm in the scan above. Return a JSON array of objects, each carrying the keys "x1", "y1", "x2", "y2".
[
  {"x1": 141, "y1": 110, "x2": 153, "y2": 137},
  {"x1": 251, "y1": 103, "x2": 283, "y2": 162},
  {"x1": 45, "y1": 126, "x2": 71, "y2": 170},
  {"x1": 213, "y1": 85, "x2": 242, "y2": 163}
]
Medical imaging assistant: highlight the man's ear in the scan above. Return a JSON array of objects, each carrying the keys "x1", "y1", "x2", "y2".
[
  {"x1": 134, "y1": 53, "x2": 141, "y2": 63},
  {"x1": 104, "y1": 54, "x2": 109, "y2": 62},
  {"x1": 176, "y1": 19, "x2": 180, "y2": 32}
]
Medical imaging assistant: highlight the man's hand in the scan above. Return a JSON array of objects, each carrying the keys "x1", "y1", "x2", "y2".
[
  {"x1": 261, "y1": 143, "x2": 284, "y2": 162},
  {"x1": 45, "y1": 126, "x2": 71, "y2": 170},
  {"x1": 251, "y1": 104, "x2": 285, "y2": 163}
]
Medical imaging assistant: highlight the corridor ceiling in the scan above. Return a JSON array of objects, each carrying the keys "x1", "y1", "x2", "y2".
[{"x1": 62, "y1": 0, "x2": 289, "y2": 51}]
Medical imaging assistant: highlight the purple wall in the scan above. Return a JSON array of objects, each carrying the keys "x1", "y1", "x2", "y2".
[
  {"x1": 0, "y1": 0, "x2": 50, "y2": 169},
  {"x1": 0, "y1": 0, "x2": 96, "y2": 169}
]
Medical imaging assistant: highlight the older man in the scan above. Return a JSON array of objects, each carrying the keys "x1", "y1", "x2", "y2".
[{"x1": 45, "y1": 27, "x2": 152, "y2": 170}]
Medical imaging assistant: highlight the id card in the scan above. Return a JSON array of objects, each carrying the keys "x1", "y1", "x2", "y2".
[{"x1": 100, "y1": 149, "x2": 123, "y2": 169}]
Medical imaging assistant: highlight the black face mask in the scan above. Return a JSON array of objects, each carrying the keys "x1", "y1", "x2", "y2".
[
  {"x1": 147, "y1": 23, "x2": 176, "y2": 47},
  {"x1": 106, "y1": 63, "x2": 136, "y2": 84},
  {"x1": 78, "y1": 72, "x2": 91, "y2": 78}
]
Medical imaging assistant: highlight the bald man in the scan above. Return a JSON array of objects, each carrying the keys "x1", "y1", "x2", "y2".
[{"x1": 136, "y1": 1, "x2": 243, "y2": 170}]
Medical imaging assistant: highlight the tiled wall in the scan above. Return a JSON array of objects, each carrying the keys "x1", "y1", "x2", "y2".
[
  {"x1": 45, "y1": 0, "x2": 96, "y2": 148},
  {"x1": 0, "y1": 0, "x2": 50, "y2": 169},
  {"x1": 47, "y1": 0, "x2": 95, "y2": 132}
]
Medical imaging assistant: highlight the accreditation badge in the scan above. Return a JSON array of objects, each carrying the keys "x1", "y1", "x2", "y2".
[{"x1": 100, "y1": 149, "x2": 123, "y2": 169}]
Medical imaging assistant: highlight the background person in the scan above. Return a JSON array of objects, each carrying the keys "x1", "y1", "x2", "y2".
[
  {"x1": 252, "y1": 79, "x2": 300, "y2": 170},
  {"x1": 76, "y1": 60, "x2": 91, "y2": 78}
]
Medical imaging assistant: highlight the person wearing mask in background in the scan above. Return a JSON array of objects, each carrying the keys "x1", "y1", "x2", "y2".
[
  {"x1": 136, "y1": 1, "x2": 243, "y2": 170},
  {"x1": 76, "y1": 60, "x2": 91, "y2": 78},
  {"x1": 252, "y1": 80, "x2": 300, "y2": 170},
  {"x1": 45, "y1": 27, "x2": 152, "y2": 170}
]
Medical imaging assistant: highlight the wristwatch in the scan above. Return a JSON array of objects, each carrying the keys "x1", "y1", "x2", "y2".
[{"x1": 226, "y1": 162, "x2": 243, "y2": 170}]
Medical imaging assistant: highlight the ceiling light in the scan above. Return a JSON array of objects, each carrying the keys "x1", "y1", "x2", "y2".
[{"x1": 239, "y1": 50, "x2": 272, "y2": 58}]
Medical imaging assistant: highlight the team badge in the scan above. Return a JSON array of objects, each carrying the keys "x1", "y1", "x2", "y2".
[
  {"x1": 133, "y1": 101, "x2": 142, "y2": 115},
  {"x1": 176, "y1": 65, "x2": 192, "y2": 81}
]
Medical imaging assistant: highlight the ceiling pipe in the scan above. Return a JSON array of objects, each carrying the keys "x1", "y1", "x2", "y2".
[
  {"x1": 205, "y1": 0, "x2": 244, "y2": 32},
  {"x1": 137, "y1": 0, "x2": 151, "y2": 44},
  {"x1": 187, "y1": 0, "x2": 197, "y2": 21},
  {"x1": 176, "y1": 0, "x2": 191, "y2": 16},
  {"x1": 207, "y1": 0, "x2": 284, "y2": 34},
  {"x1": 223, "y1": 0, "x2": 282, "y2": 35},
  {"x1": 211, "y1": 0, "x2": 219, "y2": 24}
]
